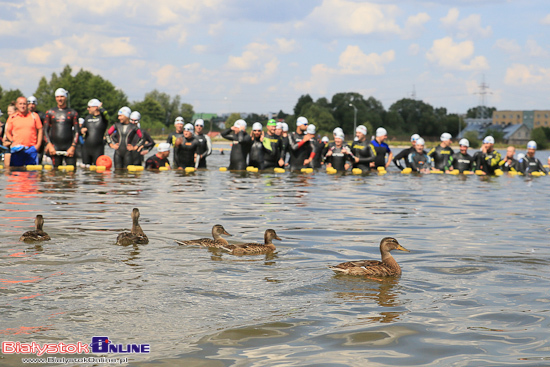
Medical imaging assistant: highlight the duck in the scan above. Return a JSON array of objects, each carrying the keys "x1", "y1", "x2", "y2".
[
  {"x1": 329, "y1": 237, "x2": 410, "y2": 276},
  {"x1": 175, "y1": 224, "x2": 232, "y2": 248},
  {"x1": 222, "y1": 229, "x2": 281, "y2": 255},
  {"x1": 20, "y1": 215, "x2": 51, "y2": 242},
  {"x1": 116, "y1": 208, "x2": 148, "y2": 246}
]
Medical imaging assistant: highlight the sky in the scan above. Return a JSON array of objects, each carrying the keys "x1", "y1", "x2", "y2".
[{"x1": 1, "y1": 0, "x2": 549, "y2": 116}]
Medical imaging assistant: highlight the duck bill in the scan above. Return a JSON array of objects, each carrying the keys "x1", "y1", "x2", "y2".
[
  {"x1": 274, "y1": 236, "x2": 282, "y2": 241},
  {"x1": 224, "y1": 230, "x2": 232, "y2": 236},
  {"x1": 397, "y1": 244, "x2": 410, "y2": 252}
]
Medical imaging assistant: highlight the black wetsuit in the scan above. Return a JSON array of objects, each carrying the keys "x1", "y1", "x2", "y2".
[
  {"x1": 43, "y1": 106, "x2": 79, "y2": 167},
  {"x1": 499, "y1": 157, "x2": 520, "y2": 173},
  {"x1": 392, "y1": 146, "x2": 414, "y2": 171},
  {"x1": 427, "y1": 145, "x2": 454, "y2": 171},
  {"x1": 449, "y1": 152, "x2": 474, "y2": 173},
  {"x1": 174, "y1": 136, "x2": 199, "y2": 168},
  {"x1": 519, "y1": 156, "x2": 547, "y2": 174},
  {"x1": 129, "y1": 128, "x2": 155, "y2": 165},
  {"x1": 369, "y1": 140, "x2": 391, "y2": 168},
  {"x1": 30, "y1": 110, "x2": 46, "y2": 163},
  {"x1": 473, "y1": 150, "x2": 502, "y2": 175},
  {"x1": 325, "y1": 143, "x2": 352, "y2": 171},
  {"x1": 312, "y1": 140, "x2": 328, "y2": 169},
  {"x1": 350, "y1": 139, "x2": 375, "y2": 171},
  {"x1": 408, "y1": 151, "x2": 432, "y2": 172},
  {"x1": 167, "y1": 131, "x2": 184, "y2": 167},
  {"x1": 221, "y1": 128, "x2": 252, "y2": 170},
  {"x1": 145, "y1": 155, "x2": 170, "y2": 169},
  {"x1": 249, "y1": 136, "x2": 264, "y2": 169},
  {"x1": 262, "y1": 133, "x2": 285, "y2": 169},
  {"x1": 108, "y1": 122, "x2": 138, "y2": 169},
  {"x1": 288, "y1": 131, "x2": 313, "y2": 170},
  {"x1": 195, "y1": 133, "x2": 212, "y2": 168},
  {"x1": 81, "y1": 110, "x2": 109, "y2": 165}
]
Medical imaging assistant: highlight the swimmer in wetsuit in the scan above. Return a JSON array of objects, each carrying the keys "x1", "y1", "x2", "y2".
[
  {"x1": 325, "y1": 130, "x2": 352, "y2": 172},
  {"x1": 249, "y1": 122, "x2": 265, "y2": 169},
  {"x1": 288, "y1": 116, "x2": 314, "y2": 170},
  {"x1": 449, "y1": 138, "x2": 474, "y2": 173},
  {"x1": 80, "y1": 98, "x2": 109, "y2": 166},
  {"x1": 106, "y1": 106, "x2": 138, "y2": 169},
  {"x1": 350, "y1": 125, "x2": 375, "y2": 171},
  {"x1": 167, "y1": 116, "x2": 185, "y2": 167},
  {"x1": 43, "y1": 88, "x2": 79, "y2": 167},
  {"x1": 221, "y1": 119, "x2": 252, "y2": 170},
  {"x1": 262, "y1": 119, "x2": 285, "y2": 169},
  {"x1": 193, "y1": 119, "x2": 212, "y2": 168},
  {"x1": 407, "y1": 138, "x2": 432, "y2": 173},
  {"x1": 369, "y1": 127, "x2": 393, "y2": 169},
  {"x1": 473, "y1": 136, "x2": 502, "y2": 175},
  {"x1": 519, "y1": 141, "x2": 548, "y2": 175},
  {"x1": 312, "y1": 136, "x2": 329, "y2": 169},
  {"x1": 499, "y1": 146, "x2": 520, "y2": 173},
  {"x1": 145, "y1": 142, "x2": 171, "y2": 169},
  {"x1": 174, "y1": 123, "x2": 199, "y2": 169},
  {"x1": 427, "y1": 132, "x2": 454, "y2": 171},
  {"x1": 127, "y1": 111, "x2": 155, "y2": 166},
  {"x1": 276, "y1": 122, "x2": 290, "y2": 167},
  {"x1": 393, "y1": 134, "x2": 420, "y2": 171}
]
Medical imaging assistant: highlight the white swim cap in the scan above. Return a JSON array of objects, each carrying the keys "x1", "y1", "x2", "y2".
[
  {"x1": 356, "y1": 125, "x2": 367, "y2": 136},
  {"x1": 333, "y1": 127, "x2": 343, "y2": 135},
  {"x1": 411, "y1": 133, "x2": 420, "y2": 142},
  {"x1": 88, "y1": 99, "x2": 101, "y2": 107},
  {"x1": 194, "y1": 119, "x2": 204, "y2": 126},
  {"x1": 78, "y1": 118, "x2": 84, "y2": 125},
  {"x1": 252, "y1": 122, "x2": 263, "y2": 131},
  {"x1": 334, "y1": 131, "x2": 345, "y2": 140},
  {"x1": 483, "y1": 136, "x2": 494, "y2": 144},
  {"x1": 416, "y1": 138, "x2": 425, "y2": 146},
  {"x1": 234, "y1": 119, "x2": 247, "y2": 129},
  {"x1": 376, "y1": 127, "x2": 387, "y2": 137},
  {"x1": 27, "y1": 96, "x2": 38, "y2": 104},
  {"x1": 517, "y1": 153, "x2": 525, "y2": 161},
  {"x1": 118, "y1": 106, "x2": 131, "y2": 118},
  {"x1": 321, "y1": 136, "x2": 329, "y2": 143},
  {"x1": 459, "y1": 138, "x2": 469, "y2": 147},
  {"x1": 440, "y1": 132, "x2": 452, "y2": 141},
  {"x1": 55, "y1": 88, "x2": 68, "y2": 97},
  {"x1": 174, "y1": 116, "x2": 184, "y2": 125},
  {"x1": 306, "y1": 124, "x2": 316, "y2": 134},
  {"x1": 130, "y1": 111, "x2": 141, "y2": 121},
  {"x1": 275, "y1": 122, "x2": 283, "y2": 130},
  {"x1": 527, "y1": 140, "x2": 537, "y2": 149},
  {"x1": 157, "y1": 142, "x2": 171, "y2": 152},
  {"x1": 184, "y1": 123, "x2": 194, "y2": 132},
  {"x1": 297, "y1": 116, "x2": 308, "y2": 126}
]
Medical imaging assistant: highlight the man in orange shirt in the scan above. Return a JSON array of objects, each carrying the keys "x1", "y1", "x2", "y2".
[{"x1": 5, "y1": 96, "x2": 43, "y2": 166}]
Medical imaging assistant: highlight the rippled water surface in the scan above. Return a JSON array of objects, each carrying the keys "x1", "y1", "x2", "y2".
[{"x1": 1, "y1": 147, "x2": 550, "y2": 366}]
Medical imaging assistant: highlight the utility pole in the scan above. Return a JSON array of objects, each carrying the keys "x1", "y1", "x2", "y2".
[
  {"x1": 475, "y1": 75, "x2": 491, "y2": 119},
  {"x1": 349, "y1": 103, "x2": 357, "y2": 134}
]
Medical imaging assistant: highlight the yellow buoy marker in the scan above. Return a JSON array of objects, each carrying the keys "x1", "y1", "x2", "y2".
[
  {"x1": 274, "y1": 167, "x2": 285, "y2": 173},
  {"x1": 246, "y1": 166, "x2": 257, "y2": 172},
  {"x1": 463, "y1": 170, "x2": 473, "y2": 175},
  {"x1": 531, "y1": 171, "x2": 544, "y2": 177},
  {"x1": 26, "y1": 165, "x2": 43, "y2": 171},
  {"x1": 475, "y1": 170, "x2": 485, "y2": 176},
  {"x1": 44, "y1": 164, "x2": 53, "y2": 170},
  {"x1": 0, "y1": 165, "x2": 3, "y2": 169},
  {"x1": 301, "y1": 168, "x2": 313, "y2": 173},
  {"x1": 159, "y1": 167, "x2": 169, "y2": 171},
  {"x1": 448, "y1": 169, "x2": 460, "y2": 175},
  {"x1": 89, "y1": 165, "x2": 97, "y2": 171},
  {"x1": 219, "y1": 167, "x2": 227, "y2": 172},
  {"x1": 401, "y1": 167, "x2": 412, "y2": 174},
  {"x1": 58, "y1": 165, "x2": 74, "y2": 171},
  {"x1": 352, "y1": 168, "x2": 362, "y2": 175},
  {"x1": 185, "y1": 167, "x2": 195, "y2": 173},
  {"x1": 494, "y1": 169, "x2": 503, "y2": 176}
]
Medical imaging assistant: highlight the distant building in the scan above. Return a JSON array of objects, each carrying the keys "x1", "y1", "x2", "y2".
[
  {"x1": 458, "y1": 121, "x2": 531, "y2": 145},
  {"x1": 492, "y1": 110, "x2": 550, "y2": 130}
]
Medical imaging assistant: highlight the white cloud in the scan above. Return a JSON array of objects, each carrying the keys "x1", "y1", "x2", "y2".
[
  {"x1": 298, "y1": 0, "x2": 401, "y2": 37},
  {"x1": 441, "y1": 8, "x2": 492, "y2": 39},
  {"x1": 525, "y1": 39, "x2": 548, "y2": 57},
  {"x1": 494, "y1": 38, "x2": 522, "y2": 54},
  {"x1": 403, "y1": 12, "x2": 431, "y2": 39},
  {"x1": 409, "y1": 43, "x2": 421, "y2": 56},
  {"x1": 505, "y1": 64, "x2": 550, "y2": 85},
  {"x1": 338, "y1": 46, "x2": 394, "y2": 75},
  {"x1": 426, "y1": 37, "x2": 488, "y2": 71},
  {"x1": 275, "y1": 38, "x2": 298, "y2": 54},
  {"x1": 541, "y1": 14, "x2": 550, "y2": 25}
]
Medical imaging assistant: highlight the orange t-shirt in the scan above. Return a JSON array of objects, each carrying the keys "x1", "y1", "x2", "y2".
[{"x1": 7, "y1": 112, "x2": 43, "y2": 147}]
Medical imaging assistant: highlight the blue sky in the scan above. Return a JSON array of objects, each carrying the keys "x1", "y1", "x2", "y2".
[{"x1": 1, "y1": 0, "x2": 549, "y2": 115}]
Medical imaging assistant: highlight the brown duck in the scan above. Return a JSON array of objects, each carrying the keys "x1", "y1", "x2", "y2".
[
  {"x1": 329, "y1": 237, "x2": 410, "y2": 276},
  {"x1": 20, "y1": 215, "x2": 51, "y2": 242},
  {"x1": 222, "y1": 229, "x2": 281, "y2": 255},
  {"x1": 117, "y1": 208, "x2": 148, "y2": 245},
  {"x1": 175, "y1": 224, "x2": 232, "y2": 248}
]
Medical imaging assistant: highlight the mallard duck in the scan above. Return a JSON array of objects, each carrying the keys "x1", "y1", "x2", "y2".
[
  {"x1": 175, "y1": 224, "x2": 232, "y2": 248},
  {"x1": 222, "y1": 229, "x2": 281, "y2": 255},
  {"x1": 329, "y1": 237, "x2": 410, "y2": 276},
  {"x1": 20, "y1": 215, "x2": 51, "y2": 242},
  {"x1": 116, "y1": 208, "x2": 148, "y2": 245}
]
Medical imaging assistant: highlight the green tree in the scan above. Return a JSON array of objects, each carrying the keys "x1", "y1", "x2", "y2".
[
  {"x1": 224, "y1": 113, "x2": 242, "y2": 128},
  {"x1": 331, "y1": 93, "x2": 384, "y2": 134},
  {"x1": 0, "y1": 86, "x2": 24, "y2": 121},
  {"x1": 484, "y1": 128, "x2": 504, "y2": 143},
  {"x1": 466, "y1": 106, "x2": 496, "y2": 119},
  {"x1": 180, "y1": 103, "x2": 194, "y2": 123},
  {"x1": 464, "y1": 131, "x2": 481, "y2": 149},
  {"x1": 276, "y1": 110, "x2": 288, "y2": 120},
  {"x1": 294, "y1": 94, "x2": 313, "y2": 116},
  {"x1": 300, "y1": 102, "x2": 337, "y2": 134},
  {"x1": 531, "y1": 127, "x2": 549, "y2": 150},
  {"x1": 131, "y1": 97, "x2": 165, "y2": 124}
]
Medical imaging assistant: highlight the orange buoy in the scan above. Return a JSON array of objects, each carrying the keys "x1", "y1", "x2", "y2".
[{"x1": 96, "y1": 155, "x2": 112, "y2": 170}]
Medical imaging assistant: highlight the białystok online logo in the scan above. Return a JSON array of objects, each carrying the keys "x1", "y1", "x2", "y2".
[{"x1": 2, "y1": 336, "x2": 150, "y2": 356}]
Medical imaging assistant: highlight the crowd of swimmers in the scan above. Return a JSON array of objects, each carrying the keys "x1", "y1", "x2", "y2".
[{"x1": 0, "y1": 89, "x2": 548, "y2": 176}]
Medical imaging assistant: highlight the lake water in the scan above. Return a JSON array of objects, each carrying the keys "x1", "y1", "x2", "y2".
[{"x1": 1, "y1": 146, "x2": 550, "y2": 366}]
